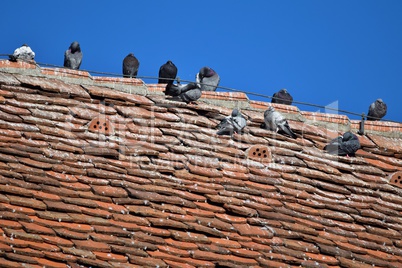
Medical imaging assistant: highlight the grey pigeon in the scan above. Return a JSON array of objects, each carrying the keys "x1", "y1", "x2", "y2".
[
  {"x1": 272, "y1": 88, "x2": 293, "y2": 105},
  {"x1": 64, "y1": 41, "x2": 83, "y2": 70},
  {"x1": 196, "y1": 66, "x2": 220, "y2": 91},
  {"x1": 9, "y1": 44, "x2": 35, "y2": 61},
  {"x1": 324, "y1": 131, "x2": 360, "y2": 156},
  {"x1": 165, "y1": 82, "x2": 201, "y2": 104},
  {"x1": 367, "y1": 98, "x2": 387, "y2": 121},
  {"x1": 158, "y1": 60, "x2": 178, "y2": 84},
  {"x1": 262, "y1": 106, "x2": 297, "y2": 138},
  {"x1": 122, "y1": 53, "x2": 140, "y2": 78},
  {"x1": 217, "y1": 108, "x2": 247, "y2": 135}
]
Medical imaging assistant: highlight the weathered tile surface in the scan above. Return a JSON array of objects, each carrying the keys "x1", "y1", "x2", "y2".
[{"x1": 0, "y1": 60, "x2": 401, "y2": 267}]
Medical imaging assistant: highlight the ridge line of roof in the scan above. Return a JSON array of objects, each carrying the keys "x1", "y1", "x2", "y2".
[{"x1": 0, "y1": 59, "x2": 401, "y2": 138}]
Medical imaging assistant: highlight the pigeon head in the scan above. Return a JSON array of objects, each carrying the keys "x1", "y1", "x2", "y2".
[
  {"x1": 231, "y1": 108, "x2": 239, "y2": 117},
  {"x1": 279, "y1": 89, "x2": 288, "y2": 93},
  {"x1": 199, "y1": 66, "x2": 215, "y2": 78},
  {"x1": 264, "y1": 106, "x2": 275, "y2": 117},
  {"x1": 342, "y1": 132, "x2": 356, "y2": 142},
  {"x1": 376, "y1": 98, "x2": 384, "y2": 104},
  {"x1": 70, "y1": 41, "x2": 81, "y2": 53}
]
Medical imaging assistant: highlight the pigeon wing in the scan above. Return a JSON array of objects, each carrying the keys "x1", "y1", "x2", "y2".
[
  {"x1": 324, "y1": 137, "x2": 343, "y2": 154},
  {"x1": 232, "y1": 115, "x2": 247, "y2": 133},
  {"x1": 158, "y1": 61, "x2": 177, "y2": 84},
  {"x1": 64, "y1": 50, "x2": 70, "y2": 67},
  {"x1": 179, "y1": 88, "x2": 202, "y2": 103},
  {"x1": 64, "y1": 50, "x2": 82, "y2": 69},
  {"x1": 165, "y1": 84, "x2": 182, "y2": 96},
  {"x1": 277, "y1": 119, "x2": 297, "y2": 139},
  {"x1": 216, "y1": 118, "x2": 235, "y2": 135},
  {"x1": 200, "y1": 74, "x2": 220, "y2": 91},
  {"x1": 123, "y1": 55, "x2": 140, "y2": 78},
  {"x1": 367, "y1": 102, "x2": 377, "y2": 120},
  {"x1": 263, "y1": 110, "x2": 276, "y2": 131},
  {"x1": 339, "y1": 139, "x2": 360, "y2": 156}
]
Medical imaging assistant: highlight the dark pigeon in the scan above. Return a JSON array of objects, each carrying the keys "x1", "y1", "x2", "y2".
[
  {"x1": 64, "y1": 41, "x2": 83, "y2": 70},
  {"x1": 9, "y1": 44, "x2": 35, "y2": 61},
  {"x1": 158, "y1": 60, "x2": 178, "y2": 84},
  {"x1": 122, "y1": 53, "x2": 140, "y2": 78},
  {"x1": 324, "y1": 131, "x2": 360, "y2": 156},
  {"x1": 216, "y1": 108, "x2": 247, "y2": 135},
  {"x1": 272, "y1": 88, "x2": 293, "y2": 105},
  {"x1": 262, "y1": 106, "x2": 297, "y2": 138},
  {"x1": 165, "y1": 82, "x2": 201, "y2": 104},
  {"x1": 367, "y1": 99, "x2": 387, "y2": 121},
  {"x1": 196, "y1": 66, "x2": 220, "y2": 91}
]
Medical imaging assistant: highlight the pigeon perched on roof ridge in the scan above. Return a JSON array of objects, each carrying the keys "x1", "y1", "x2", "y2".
[
  {"x1": 324, "y1": 131, "x2": 360, "y2": 156},
  {"x1": 262, "y1": 106, "x2": 297, "y2": 138},
  {"x1": 272, "y1": 88, "x2": 293, "y2": 105},
  {"x1": 158, "y1": 60, "x2": 178, "y2": 84},
  {"x1": 122, "y1": 53, "x2": 140, "y2": 78},
  {"x1": 196, "y1": 66, "x2": 220, "y2": 91},
  {"x1": 9, "y1": 44, "x2": 35, "y2": 61},
  {"x1": 367, "y1": 98, "x2": 387, "y2": 121},
  {"x1": 64, "y1": 41, "x2": 83, "y2": 70},
  {"x1": 216, "y1": 108, "x2": 247, "y2": 135}
]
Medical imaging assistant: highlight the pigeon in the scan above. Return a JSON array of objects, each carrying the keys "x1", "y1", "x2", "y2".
[
  {"x1": 216, "y1": 108, "x2": 247, "y2": 135},
  {"x1": 165, "y1": 82, "x2": 201, "y2": 103},
  {"x1": 262, "y1": 106, "x2": 297, "y2": 138},
  {"x1": 64, "y1": 41, "x2": 83, "y2": 70},
  {"x1": 158, "y1": 60, "x2": 178, "y2": 84},
  {"x1": 122, "y1": 53, "x2": 140, "y2": 78},
  {"x1": 9, "y1": 44, "x2": 35, "y2": 61},
  {"x1": 272, "y1": 88, "x2": 293, "y2": 105},
  {"x1": 324, "y1": 131, "x2": 360, "y2": 156},
  {"x1": 367, "y1": 98, "x2": 387, "y2": 121},
  {"x1": 196, "y1": 66, "x2": 220, "y2": 91}
]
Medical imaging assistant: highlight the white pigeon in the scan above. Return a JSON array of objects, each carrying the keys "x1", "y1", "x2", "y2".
[
  {"x1": 10, "y1": 44, "x2": 35, "y2": 61},
  {"x1": 262, "y1": 106, "x2": 297, "y2": 138}
]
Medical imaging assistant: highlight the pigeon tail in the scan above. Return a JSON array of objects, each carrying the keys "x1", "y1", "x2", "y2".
[{"x1": 280, "y1": 125, "x2": 297, "y2": 139}]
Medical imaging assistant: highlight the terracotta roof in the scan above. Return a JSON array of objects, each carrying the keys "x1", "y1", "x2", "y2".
[{"x1": 0, "y1": 59, "x2": 402, "y2": 267}]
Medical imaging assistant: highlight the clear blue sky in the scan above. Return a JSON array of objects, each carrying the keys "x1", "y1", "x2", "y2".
[{"x1": 2, "y1": 1, "x2": 402, "y2": 122}]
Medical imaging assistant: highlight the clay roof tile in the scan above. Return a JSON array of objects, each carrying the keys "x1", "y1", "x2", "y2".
[{"x1": 1, "y1": 61, "x2": 402, "y2": 267}]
